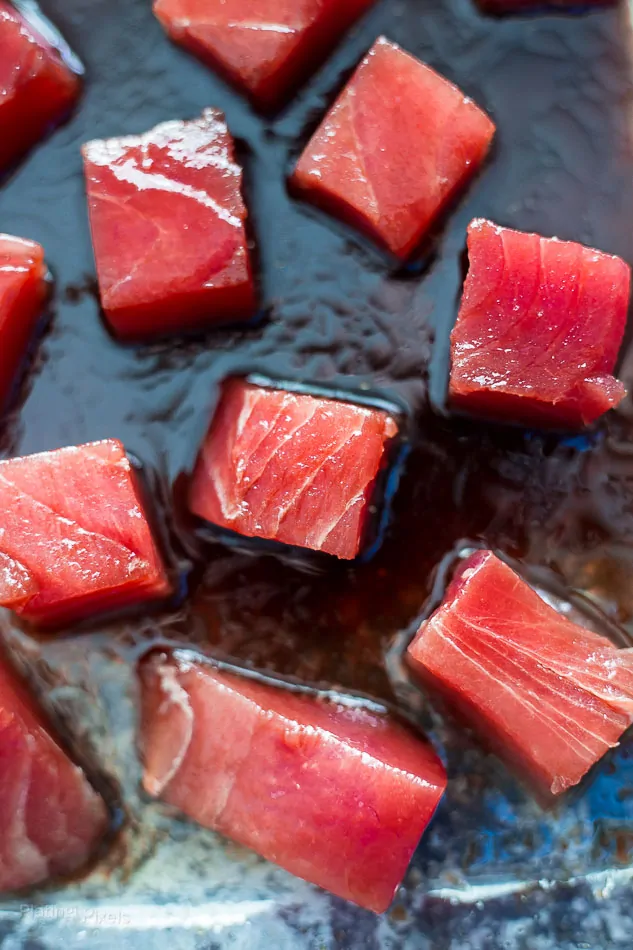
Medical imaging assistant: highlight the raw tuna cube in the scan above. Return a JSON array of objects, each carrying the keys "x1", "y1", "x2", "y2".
[
  {"x1": 0, "y1": 655, "x2": 108, "y2": 892},
  {"x1": 82, "y1": 109, "x2": 256, "y2": 339},
  {"x1": 0, "y1": 440, "x2": 170, "y2": 627},
  {"x1": 407, "y1": 551, "x2": 633, "y2": 799},
  {"x1": 189, "y1": 379, "x2": 398, "y2": 559},
  {"x1": 449, "y1": 219, "x2": 630, "y2": 429},
  {"x1": 140, "y1": 652, "x2": 447, "y2": 913},
  {"x1": 0, "y1": 0, "x2": 80, "y2": 173},
  {"x1": 153, "y1": 0, "x2": 376, "y2": 111},
  {"x1": 0, "y1": 234, "x2": 48, "y2": 406},
  {"x1": 291, "y1": 37, "x2": 495, "y2": 260}
]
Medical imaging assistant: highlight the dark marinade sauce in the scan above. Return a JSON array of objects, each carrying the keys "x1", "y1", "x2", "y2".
[{"x1": 3, "y1": 0, "x2": 633, "y2": 900}]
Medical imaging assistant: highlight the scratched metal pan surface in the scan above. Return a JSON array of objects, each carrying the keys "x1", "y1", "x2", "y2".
[{"x1": 2, "y1": 0, "x2": 633, "y2": 946}]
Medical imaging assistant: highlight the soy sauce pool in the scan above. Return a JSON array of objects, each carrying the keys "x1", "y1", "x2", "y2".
[{"x1": 3, "y1": 0, "x2": 633, "y2": 938}]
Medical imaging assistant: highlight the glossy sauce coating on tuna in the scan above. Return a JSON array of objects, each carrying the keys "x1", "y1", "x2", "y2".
[
  {"x1": 82, "y1": 109, "x2": 256, "y2": 339},
  {"x1": 153, "y1": 0, "x2": 376, "y2": 110},
  {"x1": 0, "y1": 439, "x2": 170, "y2": 627},
  {"x1": 0, "y1": 655, "x2": 108, "y2": 892},
  {"x1": 407, "y1": 551, "x2": 633, "y2": 799},
  {"x1": 140, "y1": 653, "x2": 447, "y2": 913},
  {"x1": 449, "y1": 219, "x2": 630, "y2": 429},
  {"x1": 0, "y1": 0, "x2": 80, "y2": 173},
  {"x1": 291, "y1": 37, "x2": 495, "y2": 260},
  {"x1": 189, "y1": 379, "x2": 398, "y2": 559},
  {"x1": 0, "y1": 234, "x2": 48, "y2": 407}
]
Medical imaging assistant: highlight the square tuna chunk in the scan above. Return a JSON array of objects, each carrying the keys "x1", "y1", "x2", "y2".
[
  {"x1": 291, "y1": 37, "x2": 495, "y2": 260},
  {"x1": 407, "y1": 551, "x2": 633, "y2": 800},
  {"x1": 153, "y1": 0, "x2": 376, "y2": 111},
  {"x1": 0, "y1": 0, "x2": 80, "y2": 173},
  {"x1": 82, "y1": 109, "x2": 256, "y2": 339},
  {"x1": 0, "y1": 234, "x2": 48, "y2": 407},
  {"x1": 189, "y1": 379, "x2": 398, "y2": 559},
  {"x1": 140, "y1": 652, "x2": 447, "y2": 913},
  {"x1": 0, "y1": 440, "x2": 170, "y2": 627},
  {"x1": 0, "y1": 656, "x2": 108, "y2": 892},
  {"x1": 449, "y1": 219, "x2": 630, "y2": 429}
]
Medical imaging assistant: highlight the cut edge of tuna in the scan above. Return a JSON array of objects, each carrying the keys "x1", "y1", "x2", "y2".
[
  {"x1": 0, "y1": 0, "x2": 82, "y2": 174},
  {"x1": 0, "y1": 439, "x2": 171, "y2": 628},
  {"x1": 0, "y1": 233, "x2": 49, "y2": 407},
  {"x1": 188, "y1": 378, "x2": 399, "y2": 560},
  {"x1": 82, "y1": 109, "x2": 257, "y2": 339},
  {"x1": 291, "y1": 37, "x2": 496, "y2": 260},
  {"x1": 139, "y1": 651, "x2": 447, "y2": 913},
  {"x1": 152, "y1": 0, "x2": 377, "y2": 111},
  {"x1": 449, "y1": 218, "x2": 630, "y2": 430},
  {"x1": 407, "y1": 550, "x2": 633, "y2": 800},
  {"x1": 0, "y1": 651, "x2": 109, "y2": 892}
]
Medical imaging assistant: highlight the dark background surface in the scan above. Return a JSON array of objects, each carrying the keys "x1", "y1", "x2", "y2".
[{"x1": 3, "y1": 0, "x2": 633, "y2": 946}]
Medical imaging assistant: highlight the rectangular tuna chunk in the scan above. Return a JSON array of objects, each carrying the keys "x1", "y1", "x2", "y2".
[
  {"x1": 82, "y1": 109, "x2": 256, "y2": 339},
  {"x1": 0, "y1": 654, "x2": 108, "y2": 892},
  {"x1": 0, "y1": 0, "x2": 80, "y2": 173},
  {"x1": 449, "y1": 219, "x2": 630, "y2": 429},
  {"x1": 188, "y1": 379, "x2": 398, "y2": 559},
  {"x1": 140, "y1": 652, "x2": 447, "y2": 913},
  {"x1": 407, "y1": 551, "x2": 633, "y2": 800},
  {"x1": 291, "y1": 37, "x2": 495, "y2": 260},
  {"x1": 0, "y1": 234, "x2": 48, "y2": 407},
  {"x1": 153, "y1": 0, "x2": 376, "y2": 111},
  {"x1": 0, "y1": 440, "x2": 170, "y2": 627}
]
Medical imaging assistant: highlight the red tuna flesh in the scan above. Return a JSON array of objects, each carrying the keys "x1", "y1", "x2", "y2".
[
  {"x1": 407, "y1": 550, "x2": 633, "y2": 799},
  {"x1": 291, "y1": 37, "x2": 495, "y2": 260},
  {"x1": 450, "y1": 219, "x2": 630, "y2": 429},
  {"x1": 188, "y1": 379, "x2": 398, "y2": 559},
  {"x1": 82, "y1": 109, "x2": 256, "y2": 339},
  {"x1": 0, "y1": 1, "x2": 80, "y2": 173},
  {"x1": 0, "y1": 234, "x2": 48, "y2": 407},
  {"x1": 140, "y1": 653, "x2": 447, "y2": 913},
  {"x1": 0, "y1": 655, "x2": 108, "y2": 892},
  {"x1": 0, "y1": 440, "x2": 170, "y2": 627},
  {"x1": 153, "y1": 0, "x2": 376, "y2": 111}
]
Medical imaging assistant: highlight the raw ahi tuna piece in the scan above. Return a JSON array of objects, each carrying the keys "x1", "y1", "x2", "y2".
[
  {"x1": 189, "y1": 379, "x2": 398, "y2": 559},
  {"x1": 0, "y1": 0, "x2": 80, "y2": 173},
  {"x1": 153, "y1": 0, "x2": 376, "y2": 111},
  {"x1": 0, "y1": 234, "x2": 48, "y2": 407},
  {"x1": 82, "y1": 109, "x2": 256, "y2": 339},
  {"x1": 291, "y1": 37, "x2": 495, "y2": 260},
  {"x1": 407, "y1": 550, "x2": 633, "y2": 799},
  {"x1": 0, "y1": 654, "x2": 108, "y2": 892},
  {"x1": 450, "y1": 219, "x2": 630, "y2": 429},
  {"x1": 0, "y1": 440, "x2": 170, "y2": 627},
  {"x1": 140, "y1": 652, "x2": 447, "y2": 913}
]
